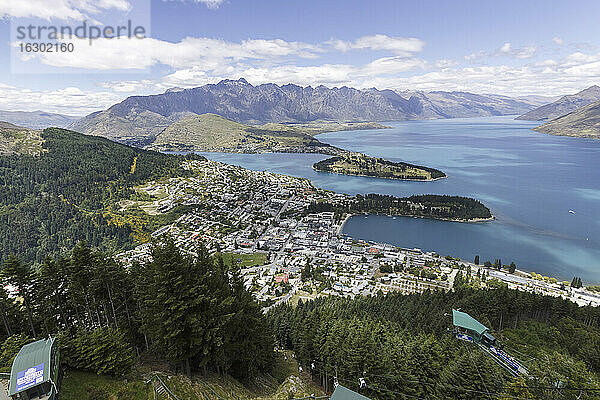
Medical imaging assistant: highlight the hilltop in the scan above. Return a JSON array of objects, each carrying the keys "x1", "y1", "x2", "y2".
[
  {"x1": 0, "y1": 110, "x2": 77, "y2": 129},
  {"x1": 534, "y1": 99, "x2": 600, "y2": 139},
  {"x1": 148, "y1": 113, "x2": 357, "y2": 153},
  {"x1": 516, "y1": 85, "x2": 600, "y2": 121},
  {"x1": 69, "y1": 79, "x2": 547, "y2": 144},
  {"x1": 0, "y1": 121, "x2": 43, "y2": 155},
  {"x1": 0, "y1": 127, "x2": 199, "y2": 263}
]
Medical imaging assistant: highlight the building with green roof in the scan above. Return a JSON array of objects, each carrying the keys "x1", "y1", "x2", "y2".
[
  {"x1": 330, "y1": 385, "x2": 371, "y2": 400},
  {"x1": 8, "y1": 338, "x2": 60, "y2": 400},
  {"x1": 452, "y1": 309, "x2": 496, "y2": 345}
]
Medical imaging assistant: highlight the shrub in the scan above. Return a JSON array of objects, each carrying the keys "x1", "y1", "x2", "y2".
[
  {"x1": 60, "y1": 328, "x2": 134, "y2": 376},
  {"x1": 0, "y1": 334, "x2": 32, "y2": 373}
]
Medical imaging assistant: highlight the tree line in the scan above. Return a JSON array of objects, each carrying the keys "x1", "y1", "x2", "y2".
[
  {"x1": 268, "y1": 287, "x2": 600, "y2": 399},
  {"x1": 306, "y1": 193, "x2": 492, "y2": 220},
  {"x1": 0, "y1": 239, "x2": 273, "y2": 379}
]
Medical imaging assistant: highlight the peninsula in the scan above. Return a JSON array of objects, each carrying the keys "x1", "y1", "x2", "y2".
[
  {"x1": 313, "y1": 153, "x2": 446, "y2": 181},
  {"x1": 305, "y1": 193, "x2": 492, "y2": 222}
]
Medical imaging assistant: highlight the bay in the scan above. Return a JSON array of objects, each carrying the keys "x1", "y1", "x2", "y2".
[{"x1": 199, "y1": 116, "x2": 600, "y2": 283}]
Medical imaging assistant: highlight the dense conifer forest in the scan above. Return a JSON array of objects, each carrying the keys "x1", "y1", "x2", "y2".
[
  {"x1": 0, "y1": 240, "x2": 274, "y2": 379},
  {"x1": 268, "y1": 289, "x2": 600, "y2": 399}
]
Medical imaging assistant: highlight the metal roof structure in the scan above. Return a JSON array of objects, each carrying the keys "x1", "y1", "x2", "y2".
[
  {"x1": 330, "y1": 385, "x2": 371, "y2": 400},
  {"x1": 452, "y1": 309, "x2": 489, "y2": 336},
  {"x1": 8, "y1": 338, "x2": 54, "y2": 395}
]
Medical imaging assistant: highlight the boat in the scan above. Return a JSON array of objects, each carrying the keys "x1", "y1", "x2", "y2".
[{"x1": 569, "y1": 210, "x2": 576, "y2": 214}]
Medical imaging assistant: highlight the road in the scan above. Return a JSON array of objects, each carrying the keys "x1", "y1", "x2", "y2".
[{"x1": 263, "y1": 282, "x2": 301, "y2": 313}]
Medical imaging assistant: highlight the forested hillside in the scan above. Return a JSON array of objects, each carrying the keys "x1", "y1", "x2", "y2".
[
  {"x1": 0, "y1": 240, "x2": 273, "y2": 380},
  {"x1": 0, "y1": 127, "x2": 199, "y2": 263},
  {"x1": 268, "y1": 288, "x2": 600, "y2": 399}
]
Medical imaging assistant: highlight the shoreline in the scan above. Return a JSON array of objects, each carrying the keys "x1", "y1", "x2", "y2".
[
  {"x1": 338, "y1": 213, "x2": 494, "y2": 231},
  {"x1": 334, "y1": 213, "x2": 593, "y2": 287}
]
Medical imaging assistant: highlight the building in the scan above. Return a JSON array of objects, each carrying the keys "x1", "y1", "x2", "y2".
[
  {"x1": 8, "y1": 338, "x2": 61, "y2": 400},
  {"x1": 330, "y1": 385, "x2": 371, "y2": 400},
  {"x1": 452, "y1": 309, "x2": 496, "y2": 345}
]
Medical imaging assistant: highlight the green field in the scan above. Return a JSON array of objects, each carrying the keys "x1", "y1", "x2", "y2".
[{"x1": 220, "y1": 252, "x2": 268, "y2": 267}]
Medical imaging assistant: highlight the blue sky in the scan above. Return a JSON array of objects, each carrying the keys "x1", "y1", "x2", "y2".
[{"x1": 1, "y1": 0, "x2": 600, "y2": 115}]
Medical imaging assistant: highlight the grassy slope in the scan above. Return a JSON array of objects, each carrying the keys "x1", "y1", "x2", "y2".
[
  {"x1": 150, "y1": 113, "x2": 327, "y2": 151},
  {"x1": 150, "y1": 114, "x2": 390, "y2": 152},
  {"x1": 60, "y1": 351, "x2": 325, "y2": 400},
  {"x1": 534, "y1": 99, "x2": 600, "y2": 139}
]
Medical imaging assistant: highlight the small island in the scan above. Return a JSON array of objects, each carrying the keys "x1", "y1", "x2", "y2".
[
  {"x1": 306, "y1": 193, "x2": 493, "y2": 222},
  {"x1": 313, "y1": 153, "x2": 446, "y2": 181}
]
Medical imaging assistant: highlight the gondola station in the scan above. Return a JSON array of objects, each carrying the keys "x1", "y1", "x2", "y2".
[
  {"x1": 452, "y1": 309, "x2": 528, "y2": 377},
  {"x1": 329, "y1": 385, "x2": 371, "y2": 400},
  {"x1": 7, "y1": 338, "x2": 61, "y2": 400}
]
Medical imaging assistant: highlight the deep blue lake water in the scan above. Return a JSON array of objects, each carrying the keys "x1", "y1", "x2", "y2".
[{"x1": 199, "y1": 116, "x2": 600, "y2": 283}]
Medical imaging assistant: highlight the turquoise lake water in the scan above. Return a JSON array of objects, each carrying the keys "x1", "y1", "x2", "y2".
[{"x1": 199, "y1": 116, "x2": 600, "y2": 283}]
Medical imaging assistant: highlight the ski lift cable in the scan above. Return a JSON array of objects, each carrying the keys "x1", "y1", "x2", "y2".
[
  {"x1": 335, "y1": 376, "x2": 534, "y2": 400},
  {"x1": 309, "y1": 360, "x2": 533, "y2": 400},
  {"x1": 334, "y1": 377, "x2": 428, "y2": 400}
]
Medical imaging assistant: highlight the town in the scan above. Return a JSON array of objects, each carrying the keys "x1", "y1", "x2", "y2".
[{"x1": 117, "y1": 158, "x2": 600, "y2": 310}]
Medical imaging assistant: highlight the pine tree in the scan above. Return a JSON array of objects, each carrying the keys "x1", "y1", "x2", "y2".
[{"x1": 1, "y1": 256, "x2": 37, "y2": 337}]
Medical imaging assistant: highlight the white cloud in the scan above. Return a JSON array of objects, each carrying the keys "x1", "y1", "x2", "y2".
[
  {"x1": 0, "y1": 0, "x2": 130, "y2": 20},
  {"x1": 24, "y1": 36, "x2": 323, "y2": 70},
  {"x1": 160, "y1": 56, "x2": 428, "y2": 89},
  {"x1": 514, "y1": 45, "x2": 536, "y2": 59},
  {"x1": 499, "y1": 42, "x2": 511, "y2": 53},
  {"x1": 564, "y1": 61, "x2": 600, "y2": 77},
  {"x1": 240, "y1": 64, "x2": 356, "y2": 87},
  {"x1": 377, "y1": 61, "x2": 600, "y2": 96},
  {"x1": 466, "y1": 42, "x2": 537, "y2": 62},
  {"x1": 0, "y1": 83, "x2": 122, "y2": 115},
  {"x1": 562, "y1": 52, "x2": 600, "y2": 66},
  {"x1": 553, "y1": 37, "x2": 564, "y2": 46},
  {"x1": 361, "y1": 56, "x2": 427, "y2": 75},
  {"x1": 164, "y1": 0, "x2": 224, "y2": 9},
  {"x1": 328, "y1": 35, "x2": 425, "y2": 55},
  {"x1": 99, "y1": 79, "x2": 156, "y2": 93},
  {"x1": 193, "y1": 0, "x2": 224, "y2": 8},
  {"x1": 435, "y1": 59, "x2": 458, "y2": 68}
]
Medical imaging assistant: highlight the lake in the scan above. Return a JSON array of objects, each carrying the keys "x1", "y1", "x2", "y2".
[{"x1": 199, "y1": 116, "x2": 600, "y2": 283}]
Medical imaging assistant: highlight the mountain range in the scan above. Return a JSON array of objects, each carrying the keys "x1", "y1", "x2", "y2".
[
  {"x1": 69, "y1": 79, "x2": 550, "y2": 145},
  {"x1": 0, "y1": 110, "x2": 77, "y2": 129},
  {"x1": 533, "y1": 99, "x2": 600, "y2": 139},
  {"x1": 516, "y1": 85, "x2": 600, "y2": 121}
]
